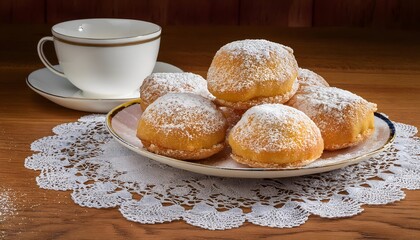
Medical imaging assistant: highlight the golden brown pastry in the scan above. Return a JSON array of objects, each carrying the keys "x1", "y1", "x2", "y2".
[
  {"x1": 228, "y1": 104, "x2": 324, "y2": 168},
  {"x1": 218, "y1": 107, "x2": 245, "y2": 130},
  {"x1": 207, "y1": 39, "x2": 299, "y2": 110},
  {"x1": 139, "y1": 72, "x2": 213, "y2": 110},
  {"x1": 287, "y1": 86, "x2": 377, "y2": 150},
  {"x1": 137, "y1": 93, "x2": 227, "y2": 160},
  {"x1": 297, "y1": 68, "x2": 329, "y2": 88}
]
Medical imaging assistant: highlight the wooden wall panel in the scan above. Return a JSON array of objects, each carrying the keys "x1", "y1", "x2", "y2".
[
  {"x1": 0, "y1": 0, "x2": 418, "y2": 28},
  {"x1": 371, "y1": 0, "x2": 420, "y2": 28},
  {"x1": 112, "y1": 0, "x2": 168, "y2": 26},
  {"x1": 45, "y1": 0, "x2": 238, "y2": 26},
  {"x1": 13, "y1": 0, "x2": 45, "y2": 23},
  {"x1": 313, "y1": 0, "x2": 377, "y2": 27},
  {"x1": 288, "y1": 0, "x2": 313, "y2": 27},
  {"x1": 313, "y1": 0, "x2": 420, "y2": 28},
  {"x1": 113, "y1": 0, "x2": 239, "y2": 26},
  {"x1": 46, "y1": 0, "x2": 114, "y2": 24},
  {"x1": 0, "y1": 0, "x2": 12, "y2": 23},
  {"x1": 0, "y1": 0, "x2": 45, "y2": 23},
  {"x1": 165, "y1": 0, "x2": 239, "y2": 25},
  {"x1": 239, "y1": 0, "x2": 313, "y2": 26}
]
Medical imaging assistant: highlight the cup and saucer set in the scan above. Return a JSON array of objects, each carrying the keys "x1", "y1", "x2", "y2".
[{"x1": 27, "y1": 18, "x2": 183, "y2": 113}]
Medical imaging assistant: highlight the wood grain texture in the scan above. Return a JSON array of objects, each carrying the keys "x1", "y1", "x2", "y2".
[
  {"x1": 288, "y1": 0, "x2": 313, "y2": 27},
  {"x1": 1, "y1": 0, "x2": 420, "y2": 28},
  {"x1": 45, "y1": 0, "x2": 239, "y2": 25},
  {"x1": 0, "y1": 0, "x2": 12, "y2": 23},
  {"x1": 0, "y1": 25, "x2": 420, "y2": 239},
  {"x1": 371, "y1": 0, "x2": 420, "y2": 28},
  {"x1": 166, "y1": 0, "x2": 239, "y2": 25},
  {"x1": 112, "y1": 0, "x2": 169, "y2": 26},
  {"x1": 12, "y1": 0, "x2": 45, "y2": 23},
  {"x1": 313, "y1": 0, "x2": 376, "y2": 27},
  {"x1": 46, "y1": 0, "x2": 114, "y2": 23},
  {"x1": 313, "y1": 0, "x2": 420, "y2": 28},
  {"x1": 0, "y1": 0, "x2": 45, "y2": 23},
  {"x1": 239, "y1": 0, "x2": 313, "y2": 26}
]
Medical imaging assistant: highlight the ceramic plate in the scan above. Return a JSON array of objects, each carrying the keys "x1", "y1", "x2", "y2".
[
  {"x1": 27, "y1": 62, "x2": 183, "y2": 113},
  {"x1": 106, "y1": 100, "x2": 395, "y2": 178}
]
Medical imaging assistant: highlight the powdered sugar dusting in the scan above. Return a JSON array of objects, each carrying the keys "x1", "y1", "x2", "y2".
[
  {"x1": 0, "y1": 188, "x2": 16, "y2": 223},
  {"x1": 140, "y1": 73, "x2": 214, "y2": 106},
  {"x1": 289, "y1": 86, "x2": 377, "y2": 129},
  {"x1": 221, "y1": 39, "x2": 293, "y2": 60},
  {"x1": 141, "y1": 93, "x2": 226, "y2": 139},
  {"x1": 297, "y1": 68, "x2": 329, "y2": 88},
  {"x1": 230, "y1": 104, "x2": 322, "y2": 153},
  {"x1": 207, "y1": 39, "x2": 298, "y2": 93}
]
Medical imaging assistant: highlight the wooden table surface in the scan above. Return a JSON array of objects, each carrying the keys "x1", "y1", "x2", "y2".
[{"x1": 0, "y1": 25, "x2": 419, "y2": 239}]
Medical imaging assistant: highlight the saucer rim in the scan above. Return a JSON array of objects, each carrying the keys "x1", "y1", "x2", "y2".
[{"x1": 26, "y1": 61, "x2": 182, "y2": 102}]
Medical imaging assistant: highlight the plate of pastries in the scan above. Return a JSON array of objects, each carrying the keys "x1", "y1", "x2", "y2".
[{"x1": 106, "y1": 39, "x2": 395, "y2": 178}]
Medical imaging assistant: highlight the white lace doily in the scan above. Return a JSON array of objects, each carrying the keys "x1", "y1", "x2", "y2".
[{"x1": 25, "y1": 114, "x2": 420, "y2": 230}]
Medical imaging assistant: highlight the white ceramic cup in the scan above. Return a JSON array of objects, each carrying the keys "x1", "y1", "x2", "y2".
[{"x1": 37, "y1": 18, "x2": 161, "y2": 98}]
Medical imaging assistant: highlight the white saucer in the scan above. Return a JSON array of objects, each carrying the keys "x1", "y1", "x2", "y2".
[{"x1": 27, "y1": 62, "x2": 183, "y2": 113}]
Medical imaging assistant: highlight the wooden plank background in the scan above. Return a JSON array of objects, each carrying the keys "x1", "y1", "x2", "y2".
[{"x1": 0, "y1": 0, "x2": 419, "y2": 28}]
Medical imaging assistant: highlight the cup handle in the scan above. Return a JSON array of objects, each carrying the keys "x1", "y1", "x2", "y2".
[{"x1": 37, "y1": 36, "x2": 66, "y2": 78}]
